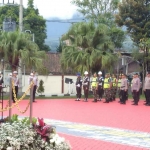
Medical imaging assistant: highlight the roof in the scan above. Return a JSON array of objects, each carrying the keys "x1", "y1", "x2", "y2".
[{"x1": 45, "y1": 52, "x2": 62, "y2": 74}]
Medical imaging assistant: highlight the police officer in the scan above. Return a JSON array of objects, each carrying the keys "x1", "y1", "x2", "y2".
[
  {"x1": 29, "y1": 72, "x2": 38, "y2": 102},
  {"x1": 75, "y1": 73, "x2": 82, "y2": 101},
  {"x1": 97, "y1": 71, "x2": 104, "y2": 101},
  {"x1": 111, "y1": 74, "x2": 118, "y2": 101},
  {"x1": 117, "y1": 74, "x2": 122, "y2": 103},
  {"x1": 120, "y1": 74, "x2": 128, "y2": 104},
  {"x1": 143, "y1": 72, "x2": 150, "y2": 106},
  {"x1": 0, "y1": 72, "x2": 3, "y2": 100},
  {"x1": 131, "y1": 73, "x2": 140, "y2": 105},
  {"x1": 103, "y1": 73, "x2": 112, "y2": 103},
  {"x1": 82, "y1": 71, "x2": 89, "y2": 102},
  {"x1": 12, "y1": 71, "x2": 19, "y2": 103},
  {"x1": 91, "y1": 73, "x2": 98, "y2": 102}
]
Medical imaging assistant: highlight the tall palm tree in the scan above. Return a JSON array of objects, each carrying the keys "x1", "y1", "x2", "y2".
[
  {"x1": 61, "y1": 22, "x2": 117, "y2": 74},
  {"x1": 0, "y1": 31, "x2": 46, "y2": 72}
]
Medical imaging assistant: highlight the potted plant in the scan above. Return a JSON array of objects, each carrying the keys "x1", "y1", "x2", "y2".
[{"x1": 37, "y1": 79, "x2": 45, "y2": 97}]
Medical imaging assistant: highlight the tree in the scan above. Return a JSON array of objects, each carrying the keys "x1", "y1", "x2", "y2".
[
  {"x1": 0, "y1": 0, "x2": 50, "y2": 51},
  {"x1": 115, "y1": 0, "x2": 150, "y2": 76},
  {"x1": 37, "y1": 79, "x2": 45, "y2": 96},
  {"x1": 56, "y1": 40, "x2": 63, "y2": 53},
  {"x1": 115, "y1": 0, "x2": 150, "y2": 44},
  {"x1": 24, "y1": 0, "x2": 50, "y2": 51},
  {"x1": 72, "y1": 0, "x2": 120, "y2": 26},
  {"x1": 61, "y1": 22, "x2": 117, "y2": 74},
  {"x1": 0, "y1": 31, "x2": 47, "y2": 73},
  {"x1": 71, "y1": 0, "x2": 125, "y2": 49}
]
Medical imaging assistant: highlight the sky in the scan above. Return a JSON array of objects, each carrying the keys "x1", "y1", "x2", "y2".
[{"x1": 9, "y1": 0, "x2": 78, "y2": 19}]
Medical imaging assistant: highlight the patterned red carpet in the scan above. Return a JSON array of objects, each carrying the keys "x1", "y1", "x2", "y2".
[{"x1": 1, "y1": 98, "x2": 150, "y2": 150}]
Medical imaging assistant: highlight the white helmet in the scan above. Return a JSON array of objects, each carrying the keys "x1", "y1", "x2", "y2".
[
  {"x1": 13, "y1": 71, "x2": 18, "y2": 74},
  {"x1": 84, "y1": 71, "x2": 88, "y2": 75},
  {"x1": 98, "y1": 71, "x2": 102, "y2": 75}
]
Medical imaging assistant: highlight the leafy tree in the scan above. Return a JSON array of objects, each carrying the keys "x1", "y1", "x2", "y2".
[
  {"x1": 0, "y1": 31, "x2": 47, "y2": 72},
  {"x1": 0, "y1": 0, "x2": 50, "y2": 51},
  {"x1": 61, "y1": 22, "x2": 117, "y2": 74},
  {"x1": 24, "y1": 0, "x2": 50, "y2": 51},
  {"x1": 72, "y1": 0, "x2": 120, "y2": 26},
  {"x1": 71, "y1": 0, "x2": 125, "y2": 49},
  {"x1": 0, "y1": 5, "x2": 19, "y2": 27},
  {"x1": 115, "y1": 0, "x2": 150, "y2": 44},
  {"x1": 115, "y1": 0, "x2": 150, "y2": 77},
  {"x1": 56, "y1": 40, "x2": 63, "y2": 53}
]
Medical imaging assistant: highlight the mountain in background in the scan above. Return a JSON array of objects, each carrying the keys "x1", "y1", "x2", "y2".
[
  {"x1": 45, "y1": 16, "x2": 135, "y2": 52},
  {"x1": 45, "y1": 21, "x2": 71, "y2": 52},
  {"x1": 45, "y1": 15, "x2": 85, "y2": 52}
]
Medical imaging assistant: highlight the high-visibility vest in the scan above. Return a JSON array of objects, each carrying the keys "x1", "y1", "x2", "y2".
[
  {"x1": 118, "y1": 79, "x2": 121, "y2": 87},
  {"x1": 91, "y1": 77, "x2": 97, "y2": 87},
  {"x1": 112, "y1": 78, "x2": 117, "y2": 87},
  {"x1": 104, "y1": 78, "x2": 110, "y2": 89}
]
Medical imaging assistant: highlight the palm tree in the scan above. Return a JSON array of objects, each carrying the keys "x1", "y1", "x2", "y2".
[
  {"x1": 0, "y1": 31, "x2": 46, "y2": 72},
  {"x1": 61, "y1": 22, "x2": 117, "y2": 74}
]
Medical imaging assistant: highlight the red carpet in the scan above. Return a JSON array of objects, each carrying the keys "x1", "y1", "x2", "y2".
[{"x1": 1, "y1": 98, "x2": 149, "y2": 150}]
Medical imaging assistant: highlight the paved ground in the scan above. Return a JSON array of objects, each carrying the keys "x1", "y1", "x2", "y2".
[{"x1": 1, "y1": 98, "x2": 150, "y2": 150}]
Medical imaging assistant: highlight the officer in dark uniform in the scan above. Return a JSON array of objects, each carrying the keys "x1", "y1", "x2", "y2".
[
  {"x1": 97, "y1": 71, "x2": 104, "y2": 101},
  {"x1": 82, "y1": 71, "x2": 89, "y2": 102},
  {"x1": 75, "y1": 73, "x2": 82, "y2": 101},
  {"x1": 0, "y1": 72, "x2": 3, "y2": 100}
]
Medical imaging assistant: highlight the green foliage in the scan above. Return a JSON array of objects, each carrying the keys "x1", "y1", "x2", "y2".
[
  {"x1": 4, "y1": 114, "x2": 19, "y2": 123},
  {"x1": 21, "y1": 117, "x2": 37, "y2": 125},
  {"x1": 61, "y1": 22, "x2": 117, "y2": 74},
  {"x1": 4, "y1": 115, "x2": 37, "y2": 125},
  {"x1": 37, "y1": 79, "x2": 45, "y2": 95},
  {"x1": 0, "y1": 31, "x2": 48, "y2": 73},
  {"x1": 71, "y1": 0, "x2": 125, "y2": 48},
  {"x1": 72, "y1": 0, "x2": 120, "y2": 26},
  {"x1": 115, "y1": 0, "x2": 150, "y2": 44},
  {"x1": 56, "y1": 40, "x2": 63, "y2": 53},
  {"x1": 0, "y1": 0, "x2": 50, "y2": 51}
]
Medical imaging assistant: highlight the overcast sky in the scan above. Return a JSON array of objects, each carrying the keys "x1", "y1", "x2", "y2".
[{"x1": 8, "y1": 0, "x2": 78, "y2": 19}]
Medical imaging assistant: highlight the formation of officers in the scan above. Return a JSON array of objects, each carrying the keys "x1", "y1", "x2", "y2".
[
  {"x1": 75, "y1": 71, "x2": 150, "y2": 106},
  {"x1": 7, "y1": 71, "x2": 38, "y2": 103}
]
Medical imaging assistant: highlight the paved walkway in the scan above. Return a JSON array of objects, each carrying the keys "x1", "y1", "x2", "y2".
[
  {"x1": 45, "y1": 119, "x2": 150, "y2": 149},
  {"x1": 1, "y1": 98, "x2": 150, "y2": 149}
]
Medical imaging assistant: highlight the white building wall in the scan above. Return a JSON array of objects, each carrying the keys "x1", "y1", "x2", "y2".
[
  {"x1": 21, "y1": 75, "x2": 77, "y2": 95},
  {"x1": 3, "y1": 74, "x2": 91, "y2": 96}
]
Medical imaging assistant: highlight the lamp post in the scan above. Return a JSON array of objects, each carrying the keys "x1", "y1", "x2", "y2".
[{"x1": 25, "y1": 30, "x2": 35, "y2": 42}]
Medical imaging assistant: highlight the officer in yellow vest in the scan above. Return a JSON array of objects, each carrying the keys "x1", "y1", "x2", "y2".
[
  {"x1": 103, "y1": 73, "x2": 112, "y2": 103},
  {"x1": 111, "y1": 74, "x2": 118, "y2": 101},
  {"x1": 91, "y1": 73, "x2": 98, "y2": 102}
]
